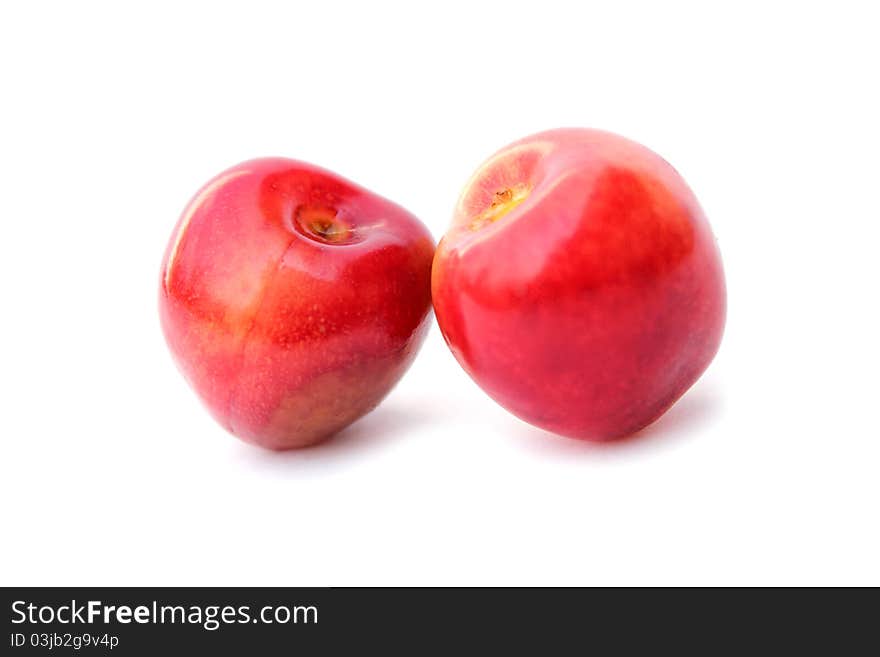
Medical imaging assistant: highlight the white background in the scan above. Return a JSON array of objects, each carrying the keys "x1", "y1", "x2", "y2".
[{"x1": 2, "y1": 1, "x2": 878, "y2": 586}]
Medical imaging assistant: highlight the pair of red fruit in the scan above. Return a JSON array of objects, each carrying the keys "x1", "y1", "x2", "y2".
[{"x1": 159, "y1": 128, "x2": 726, "y2": 450}]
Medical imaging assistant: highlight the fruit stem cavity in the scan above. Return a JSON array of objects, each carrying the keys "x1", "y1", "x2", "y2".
[{"x1": 470, "y1": 184, "x2": 529, "y2": 231}]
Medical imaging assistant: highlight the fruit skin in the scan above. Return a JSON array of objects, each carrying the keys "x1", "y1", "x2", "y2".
[
  {"x1": 432, "y1": 129, "x2": 726, "y2": 441},
  {"x1": 160, "y1": 158, "x2": 434, "y2": 449}
]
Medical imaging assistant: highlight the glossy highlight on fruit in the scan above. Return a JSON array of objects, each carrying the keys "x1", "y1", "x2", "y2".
[
  {"x1": 160, "y1": 158, "x2": 435, "y2": 449},
  {"x1": 432, "y1": 129, "x2": 726, "y2": 440}
]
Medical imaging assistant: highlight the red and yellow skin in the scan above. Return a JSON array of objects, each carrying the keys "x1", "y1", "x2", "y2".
[
  {"x1": 432, "y1": 129, "x2": 726, "y2": 440},
  {"x1": 160, "y1": 158, "x2": 434, "y2": 449}
]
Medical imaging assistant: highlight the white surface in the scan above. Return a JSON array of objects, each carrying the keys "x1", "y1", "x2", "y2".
[{"x1": 1, "y1": 1, "x2": 878, "y2": 586}]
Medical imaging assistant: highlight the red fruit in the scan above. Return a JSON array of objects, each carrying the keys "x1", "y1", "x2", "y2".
[
  {"x1": 160, "y1": 158, "x2": 434, "y2": 449},
  {"x1": 432, "y1": 129, "x2": 726, "y2": 440}
]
